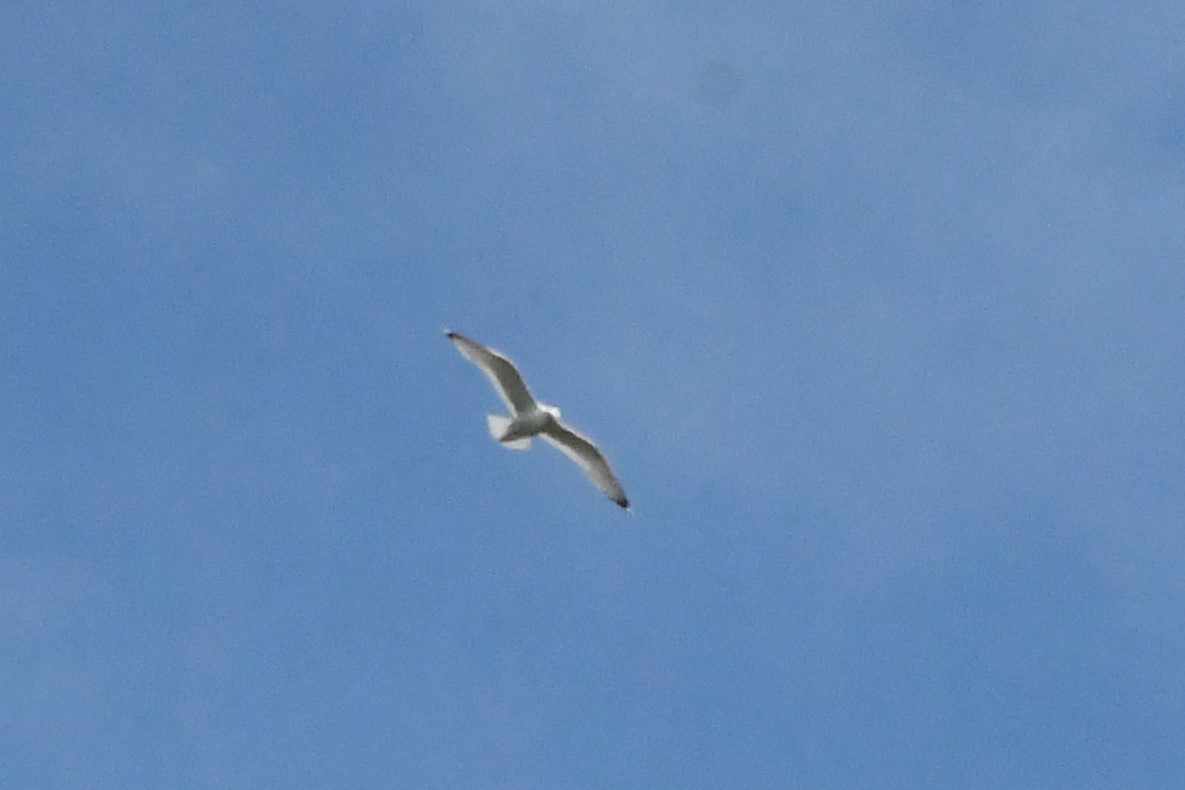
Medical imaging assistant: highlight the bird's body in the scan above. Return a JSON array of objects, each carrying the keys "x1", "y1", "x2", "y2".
[
  {"x1": 445, "y1": 330, "x2": 630, "y2": 510},
  {"x1": 491, "y1": 405, "x2": 557, "y2": 446}
]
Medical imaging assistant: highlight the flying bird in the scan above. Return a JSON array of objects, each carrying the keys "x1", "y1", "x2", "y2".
[{"x1": 445, "y1": 330, "x2": 630, "y2": 510}]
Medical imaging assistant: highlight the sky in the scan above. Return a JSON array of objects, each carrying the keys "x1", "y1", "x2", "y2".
[{"x1": 3, "y1": 1, "x2": 1184, "y2": 787}]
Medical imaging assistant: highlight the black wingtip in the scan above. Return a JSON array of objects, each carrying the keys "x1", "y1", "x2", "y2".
[{"x1": 616, "y1": 497, "x2": 630, "y2": 510}]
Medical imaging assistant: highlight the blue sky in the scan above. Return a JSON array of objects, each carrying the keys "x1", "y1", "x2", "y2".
[{"x1": 3, "y1": 2, "x2": 1184, "y2": 787}]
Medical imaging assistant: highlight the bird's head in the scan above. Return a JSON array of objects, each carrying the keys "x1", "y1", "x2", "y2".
[{"x1": 542, "y1": 404, "x2": 562, "y2": 421}]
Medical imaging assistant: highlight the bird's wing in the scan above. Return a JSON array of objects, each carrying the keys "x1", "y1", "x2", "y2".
[
  {"x1": 446, "y1": 331, "x2": 537, "y2": 414},
  {"x1": 542, "y1": 421, "x2": 629, "y2": 509}
]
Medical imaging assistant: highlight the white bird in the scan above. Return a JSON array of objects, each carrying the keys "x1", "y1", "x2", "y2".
[{"x1": 445, "y1": 330, "x2": 630, "y2": 510}]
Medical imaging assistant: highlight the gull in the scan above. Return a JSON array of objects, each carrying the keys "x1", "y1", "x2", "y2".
[{"x1": 445, "y1": 330, "x2": 630, "y2": 510}]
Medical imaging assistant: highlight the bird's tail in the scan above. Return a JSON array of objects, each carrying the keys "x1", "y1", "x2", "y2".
[{"x1": 487, "y1": 414, "x2": 531, "y2": 450}]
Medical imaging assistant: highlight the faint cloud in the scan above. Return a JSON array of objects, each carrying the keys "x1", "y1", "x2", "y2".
[{"x1": 695, "y1": 58, "x2": 742, "y2": 108}]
